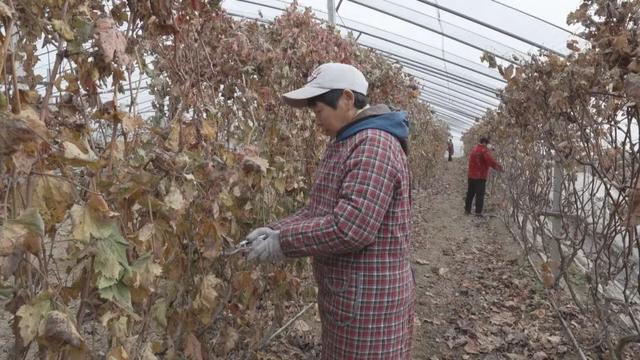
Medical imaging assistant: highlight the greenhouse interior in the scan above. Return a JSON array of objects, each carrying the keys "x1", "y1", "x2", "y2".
[{"x1": 0, "y1": 0, "x2": 639, "y2": 359}]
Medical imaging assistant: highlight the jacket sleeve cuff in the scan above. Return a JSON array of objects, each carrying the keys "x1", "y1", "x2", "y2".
[{"x1": 278, "y1": 225, "x2": 304, "y2": 258}]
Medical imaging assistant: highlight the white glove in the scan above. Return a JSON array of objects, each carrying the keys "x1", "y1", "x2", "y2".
[{"x1": 246, "y1": 227, "x2": 284, "y2": 263}]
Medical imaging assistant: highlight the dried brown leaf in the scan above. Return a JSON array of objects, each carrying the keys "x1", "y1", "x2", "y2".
[
  {"x1": 39, "y1": 310, "x2": 84, "y2": 348},
  {"x1": 107, "y1": 345, "x2": 130, "y2": 360},
  {"x1": 61, "y1": 140, "x2": 98, "y2": 164},
  {"x1": 0, "y1": 2, "x2": 13, "y2": 19},
  {"x1": 95, "y1": 17, "x2": 130, "y2": 66},
  {"x1": 11, "y1": 147, "x2": 37, "y2": 174},
  {"x1": 17, "y1": 107, "x2": 48, "y2": 140},
  {"x1": 16, "y1": 294, "x2": 52, "y2": 344},
  {"x1": 193, "y1": 274, "x2": 223, "y2": 325},
  {"x1": 52, "y1": 19, "x2": 75, "y2": 41},
  {"x1": 122, "y1": 113, "x2": 145, "y2": 134},
  {"x1": 221, "y1": 326, "x2": 239, "y2": 355},
  {"x1": 31, "y1": 174, "x2": 75, "y2": 229},
  {"x1": 532, "y1": 351, "x2": 548, "y2": 360},
  {"x1": 0, "y1": 208, "x2": 44, "y2": 256},
  {"x1": 242, "y1": 155, "x2": 269, "y2": 173},
  {"x1": 164, "y1": 184, "x2": 187, "y2": 213},
  {"x1": 623, "y1": 73, "x2": 640, "y2": 102},
  {"x1": 463, "y1": 339, "x2": 480, "y2": 354},
  {"x1": 184, "y1": 333, "x2": 203, "y2": 360}
]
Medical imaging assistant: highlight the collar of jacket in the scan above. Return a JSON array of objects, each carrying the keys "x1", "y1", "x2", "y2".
[{"x1": 334, "y1": 104, "x2": 409, "y2": 143}]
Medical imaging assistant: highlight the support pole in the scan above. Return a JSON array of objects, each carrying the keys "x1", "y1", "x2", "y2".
[
  {"x1": 549, "y1": 161, "x2": 564, "y2": 280},
  {"x1": 328, "y1": 0, "x2": 336, "y2": 26}
]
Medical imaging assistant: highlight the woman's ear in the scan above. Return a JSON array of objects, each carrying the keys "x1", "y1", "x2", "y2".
[{"x1": 341, "y1": 89, "x2": 355, "y2": 108}]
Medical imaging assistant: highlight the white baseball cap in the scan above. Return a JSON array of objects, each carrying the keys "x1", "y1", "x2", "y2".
[{"x1": 282, "y1": 63, "x2": 369, "y2": 107}]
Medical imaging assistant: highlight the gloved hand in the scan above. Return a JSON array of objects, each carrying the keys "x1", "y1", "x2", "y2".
[{"x1": 246, "y1": 227, "x2": 284, "y2": 263}]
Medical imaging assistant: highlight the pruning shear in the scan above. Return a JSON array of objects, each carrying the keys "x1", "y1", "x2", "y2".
[{"x1": 221, "y1": 234, "x2": 267, "y2": 256}]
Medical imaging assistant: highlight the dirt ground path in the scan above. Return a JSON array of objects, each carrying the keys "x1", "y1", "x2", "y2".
[{"x1": 409, "y1": 159, "x2": 581, "y2": 359}]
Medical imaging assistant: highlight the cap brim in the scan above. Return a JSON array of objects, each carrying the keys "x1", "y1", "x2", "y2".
[{"x1": 282, "y1": 86, "x2": 330, "y2": 108}]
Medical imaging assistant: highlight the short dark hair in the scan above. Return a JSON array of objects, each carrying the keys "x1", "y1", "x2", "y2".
[
  {"x1": 308, "y1": 89, "x2": 368, "y2": 110},
  {"x1": 479, "y1": 137, "x2": 490, "y2": 144}
]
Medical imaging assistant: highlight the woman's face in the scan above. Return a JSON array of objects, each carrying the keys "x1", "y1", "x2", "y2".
[
  {"x1": 310, "y1": 90, "x2": 356, "y2": 137},
  {"x1": 312, "y1": 102, "x2": 342, "y2": 136}
]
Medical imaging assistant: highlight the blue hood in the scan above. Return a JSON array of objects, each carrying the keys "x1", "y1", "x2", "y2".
[{"x1": 335, "y1": 106, "x2": 409, "y2": 143}]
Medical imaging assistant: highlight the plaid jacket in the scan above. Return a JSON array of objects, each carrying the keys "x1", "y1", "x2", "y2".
[{"x1": 270, "y1": 113, "x2": 415, "y2": 359}]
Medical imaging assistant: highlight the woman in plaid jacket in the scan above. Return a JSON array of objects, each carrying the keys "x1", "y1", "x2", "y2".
[{"x1": 247, "y1": 63, "x2": 415, "y2": 359}]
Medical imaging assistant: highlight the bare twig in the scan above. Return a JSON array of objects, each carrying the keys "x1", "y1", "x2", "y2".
[
  {"x1": 0, "y1": 15, "x2": 15, "y2": 79},
  {"x1": 133, "y1": 294, "x2": 157, "y2": 360},
  {"x1": 147, "y1": 196, "x2": 157, "y2": 259},
  {"x1": 3, "y1": 168, "x2": 14, "y2": 222},
  {"x1": 40, "y1": 0, "x2": 70, "y2": 122},
  {"x1": 258, "y1": 302, "x2": 316, "y2": 350},
  {"x1": 76, "y1": 256, "x2": 94, "y2": 326},
  {"x1": 9, "y1": 44, "x2": 20, "y2": 113}
]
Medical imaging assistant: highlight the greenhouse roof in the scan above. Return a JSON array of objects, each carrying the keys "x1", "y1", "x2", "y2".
[{"x1": 223, "y1": 0, "x2": 583, "y2": 136}]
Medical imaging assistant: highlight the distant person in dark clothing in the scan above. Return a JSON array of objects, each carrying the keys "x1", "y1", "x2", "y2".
[
  {"x1": 447, "y1": 139, "x2": 454, "y2": 161},
  {"x1": 465, "y1": 137, "x2": 502, "y2": 216}
]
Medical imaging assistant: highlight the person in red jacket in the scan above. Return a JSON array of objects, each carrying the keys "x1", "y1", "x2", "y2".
[{"x1": 465, "y1": 137, "x2": 502, "y2": 215}]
